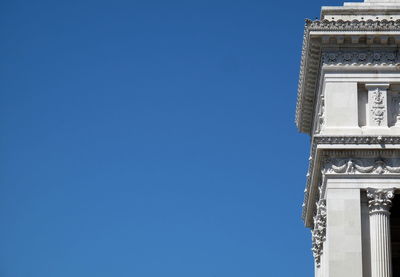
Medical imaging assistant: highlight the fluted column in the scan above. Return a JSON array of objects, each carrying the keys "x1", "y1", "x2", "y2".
[{"x1": 367, "y1": 188, "x2": 395, "y2": 277}]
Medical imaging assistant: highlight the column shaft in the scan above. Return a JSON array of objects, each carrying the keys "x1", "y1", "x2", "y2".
[
  {"x1": 367, "y1": 188, "x2": 395, "y2": 277},
  {"x1": 370, "y1": 211, "x2": 392, "y2": 277}
]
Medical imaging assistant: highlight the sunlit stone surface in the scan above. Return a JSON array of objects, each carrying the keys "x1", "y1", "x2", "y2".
[{"x1": 296, "y1": 0, "x2": 400, "y2": 276}]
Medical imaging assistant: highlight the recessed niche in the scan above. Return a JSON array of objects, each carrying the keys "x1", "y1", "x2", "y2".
[
  {"x1": 358, "y1": 84, "x2": 368, "y2": 127},
  {"x1": 389, "y1": 85, "x2": 400, "y2": 127}
]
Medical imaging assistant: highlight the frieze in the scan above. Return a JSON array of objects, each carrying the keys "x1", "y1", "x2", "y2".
[
  {"x1": 322, "y1": 51, "x2": 399, "y2": 66},
  {"x1": 324, "y1": 158, "x2": 400, "y2": 175}
]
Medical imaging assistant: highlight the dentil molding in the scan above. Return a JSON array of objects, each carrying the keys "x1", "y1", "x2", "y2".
[{"x1": 307, "y1": 19, "x2": 400, "y2": 32}]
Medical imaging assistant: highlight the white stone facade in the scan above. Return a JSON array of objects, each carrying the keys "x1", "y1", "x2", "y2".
[{"x1": 296, "y1": 1, "x2": 400, "y2": 276}]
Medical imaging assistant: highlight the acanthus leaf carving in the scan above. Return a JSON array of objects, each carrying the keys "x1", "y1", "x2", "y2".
[
  {"x1": 367, "y1": 188, "x2": 395, "y2": 214},
  {"x1": 311, "y1": 198, "x2": 327, "y2": 267}
]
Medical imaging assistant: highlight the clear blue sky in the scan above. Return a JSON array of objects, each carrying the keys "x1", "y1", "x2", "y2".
[{"x1": 0, "y1": 0, "x2": 350, "y2": 276}]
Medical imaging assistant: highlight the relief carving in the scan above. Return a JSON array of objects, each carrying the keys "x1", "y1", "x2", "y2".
[
  {"x1": 367, "y1": 188, "x2": 395, "y2": 214},
  {"x1": 312, "y1": 198, "x2": 326, "y2": 267},
  {"x1": 307, "y1": 19, "x2": 400, "y2": 32},
  {"x1": 370, "y1": 88, "x2": 386, "y2": 126},
  {"x1": 322, "y1": 51, "x2": 399, "y2": 66},
  {"x1": 324, "y1": 158, "x2": 400, "y2": 175}
]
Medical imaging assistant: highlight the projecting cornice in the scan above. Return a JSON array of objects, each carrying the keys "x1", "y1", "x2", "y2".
[
  {"x1": 295, "y1": 19, "x2": 400, "y2": 134},
  {"x1": 309, "y1": 19, "x2": 400, "y2": 31}
]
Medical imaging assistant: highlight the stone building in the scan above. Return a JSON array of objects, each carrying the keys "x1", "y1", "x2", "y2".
[{"x1": 296, "y1": 1, "x2": 400, "y2": 276}]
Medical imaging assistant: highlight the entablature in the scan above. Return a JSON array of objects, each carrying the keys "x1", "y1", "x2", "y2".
[
  {"x1": 295, "y1": 19, "x2": 400, "y2": 134},
  {"x1": 302, "y1": 136, "x2": 400, "y2": 227}
]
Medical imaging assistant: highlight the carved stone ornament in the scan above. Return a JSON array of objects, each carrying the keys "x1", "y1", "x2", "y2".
[
  {"x1": 296, "y1": 19, "x2": 400, "y2": 134},
  {"x1": 324, "y1": 158, "x2": 400, "y2": 175},
  {"x1": 302, "y1": 149, "x2": 400, "y2": 221},
  {"x1": 306, "y1": 19, "x2": 400, "y2": 32},
  {"x1": 370, "y1": 88, "x2": 386, "y2": 126},
  {"x1": 367, "y1": 188, "x2": 395, "y2": 215},
  {"x1": 311, "y1": 198, "x2": 327, "y2": 267},
  {"x1": 314, "y1": 136, "x2": 400, "y2": 145},
  {"x1": 322, "y1": 51, "x2": 399, "y2": 66}
]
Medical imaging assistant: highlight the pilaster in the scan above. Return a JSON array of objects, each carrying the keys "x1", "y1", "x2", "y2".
[{"x1": 326, "y1": 188, "x2": 363, "y2": 277}]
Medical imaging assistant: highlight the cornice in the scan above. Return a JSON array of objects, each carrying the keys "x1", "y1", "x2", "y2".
[
  {"x1": 308, "y1": 19, "x2": 400, "y2": 32},
  {"x1": 295, "y1": 21, "x2": 320, "y2": 135}
]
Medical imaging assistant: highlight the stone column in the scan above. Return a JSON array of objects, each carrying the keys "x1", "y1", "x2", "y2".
[{"x1": 367, "y1": 188, "x2": 395, "y2": 277}]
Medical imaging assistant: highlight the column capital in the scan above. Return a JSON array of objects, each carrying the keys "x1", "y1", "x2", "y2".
[{"x1": 367, "y1": 188, "x2": 395, "y2": 214}]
